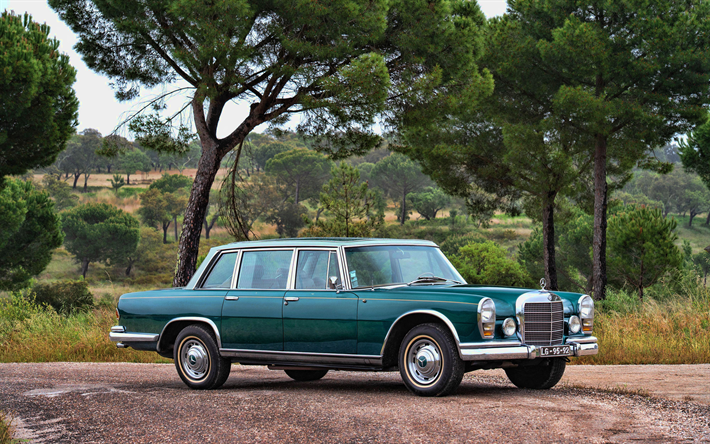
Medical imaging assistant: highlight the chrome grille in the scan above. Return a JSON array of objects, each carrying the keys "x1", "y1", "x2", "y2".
[{"x1": 523, "y1": 301, "x2": 564, "y2": 346}]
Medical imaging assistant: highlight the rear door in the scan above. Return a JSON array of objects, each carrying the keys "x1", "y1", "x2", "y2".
[
  {"x1": 220, "y1": 249, "x2": 293, "y2": 350},
  {"x1": 283, "y1": 249, "x2": 358, "y2": 354}
]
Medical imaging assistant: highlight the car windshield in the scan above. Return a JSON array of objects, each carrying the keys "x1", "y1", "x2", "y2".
[{"x1": 344, "y1": 245, "x2": 465, "y2": 288}]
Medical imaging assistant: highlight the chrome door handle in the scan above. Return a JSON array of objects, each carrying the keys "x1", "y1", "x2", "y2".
[
  {"x1": 284, "y1": 297, "x2": 299, "y2": 302},
  {"x1": 225, "y1": 296, "x2": 239, "y2": 301}
]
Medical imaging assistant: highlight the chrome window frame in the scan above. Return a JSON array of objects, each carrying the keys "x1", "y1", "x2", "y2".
[
  {"x1": 289, "y1": 247, "x2": 342, "y2": 292},
  {"x1": 341, "y1": 243, "x2": 464, "y2": 290},
  {"x1": 233, "y1": 247, "x2": 296, "y2": 291},
  {"x1": 196, "y1": 249, "x2": 241, "y2": 290}
]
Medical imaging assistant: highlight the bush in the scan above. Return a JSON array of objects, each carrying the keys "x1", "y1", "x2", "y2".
[
  {"x1": 450, "y1": 241, "x2": 533, "y2": 287},
  {"x1": 30, "y1": 279, "x2": 94, "y2": 315},
  {"x1": 0, "y1": 411, "x2": 12, "y2": 444},
  {"x1": 0, "y1": 293, "x2": 46, "y2": 342},
  {"x1": 439, "y1": 232, "x2": 485, "y2": 257}
]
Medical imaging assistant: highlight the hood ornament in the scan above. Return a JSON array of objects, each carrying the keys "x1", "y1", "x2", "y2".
[{"x1": 540, "y1": 278, "x2": 546, "y2": 291}]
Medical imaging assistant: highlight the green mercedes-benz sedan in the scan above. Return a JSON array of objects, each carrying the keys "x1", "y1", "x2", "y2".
[{"x1": 110, "y1": 238, "x2": 597, "y2": 397}]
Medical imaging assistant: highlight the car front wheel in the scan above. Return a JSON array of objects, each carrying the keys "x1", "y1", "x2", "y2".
[
  {"x1": 174, "y1": 324, "x2": 231, "y2": 390},
  {"x1": 398, "y1": 323, "x2": 464, "y2": 397},
  {"x1": 504, "y1": 358, "x2": 566, "y2": 389}
]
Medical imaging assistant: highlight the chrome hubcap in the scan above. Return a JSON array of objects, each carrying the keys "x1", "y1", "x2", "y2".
[
  {"x1": 181, "y1": 339, "x2": 209, "y2": 380},
  {"x1": 407, "y1": 338, "x2": 442, "y2": 385}
]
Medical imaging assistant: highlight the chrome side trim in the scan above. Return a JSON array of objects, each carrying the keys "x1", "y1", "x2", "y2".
[
  {"x1": 219, "y1": 348, "x2": 383, "y2": 366},
  {"x1": 109, "y1": 332, "x2": 159, "y2": 342},
  {"x1": 157, "y1": 317, "x2": 222, "y2": 351},
  {"x1": 379, "y1": 309, "x2": 462, "y2": 357}
]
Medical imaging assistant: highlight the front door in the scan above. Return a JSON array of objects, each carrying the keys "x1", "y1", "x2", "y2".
[
  {"x1": 283, "y1": 249, "x2": 358, "y2": 354},
  {"x1": 221, "y1": 249, "x2": 293, "y2": 350}
]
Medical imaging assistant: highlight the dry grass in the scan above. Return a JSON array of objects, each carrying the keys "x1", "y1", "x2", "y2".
[
  {"x1": 576, "y1": 297, "x2": 710, "y2": 365},
  {"x1": 0, "y1": 306, "x2": 169, "y2": 364},
  {"x1": 0, "y1": 411, "x2": 11, "y2": 444}
]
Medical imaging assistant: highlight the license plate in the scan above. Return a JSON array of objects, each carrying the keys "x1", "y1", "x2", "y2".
[{"x1": 538, "y1": 345, "x2": 571, "y2": 357}]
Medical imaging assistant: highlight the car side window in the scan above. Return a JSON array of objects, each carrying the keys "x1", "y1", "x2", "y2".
[
  {"x1": 237, "y1": 250, "x2": 293, "y2": 289},
  {"x1": 295, "y1": 250, "x2": 341, "y2": 290},
  {"x1": 201, "y1": 252, "x2": 238, "y2": 289}
]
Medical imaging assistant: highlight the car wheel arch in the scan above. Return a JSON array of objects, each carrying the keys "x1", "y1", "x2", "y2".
[
  {"x1": 157, "y1": 317, "x2": 222, "y2": 354},
  {"x1": 380, "y1": 310, "x2": 461, "y2": 368}
]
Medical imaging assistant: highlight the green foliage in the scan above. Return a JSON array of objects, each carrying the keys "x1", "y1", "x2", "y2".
[
  {"x1": 680, "y1": 115, "x2": 710, "y2": 193},
  {"x1": 0, "y1": 292, "x2": 46, "y2": 341},
  {"x1": 371, "y1": 154, "x2": 429, "y2": 225},
  {"x1": 607, "y1": 206, "x2": 683, "y2": 299},
  {"x1": 265, "y1": 202, "x2": 307, "y2": 238},
  {"x1": 692, "y1": 251, "x2": 710, "y2": 284},
  {"x1": 410, "y1": 187, "x2": 451, "y2": 221},
  {"x1": 62, "y1": 203, "x2": 140, "y2": 277},
  {"x1": 128, "y1": 113, "x2": 192, "y2": 155},
  {"x1": 450, "y1": 241, "x2": 532, "y2": 287},
  {"x1": 265, "y1": 148, "x2": 332, "y2": 204},
  {"x1": 305, "y1": 162, "x2": 383, "y2": 237},
  {"x1": 439, "y1": 232, "x2": 485, "y2": 257},
  {"x1": 0, "y1": 178, "x2": 64, "y2": 291},
  {"x1": 108, "y1": 174, "x2": 125, "y2": 194},
  {"x1": 58, "y1": 129, "x2": 102, "y2": 190},
  {"x1": 0, "y1": 409, "x2": 12, "y2": 444},
  {"x1": 149, "y1": 173, "x2": 192, "y2": 194},
  {"x1": 29, "y1": 279, "x2": 94, "y2": 315},
  {"x1": 253, "y1": 142, "x2": 290, "y2": 171},
  {"x1": 42, "y1": 174, "x2": 79, "y2": 210},
  {"x1": 0, "y1": 11, "x2": 78, "y2": 179},
  {"x1": 118, "y1": 149, "x2": 152, "y2": 184}
]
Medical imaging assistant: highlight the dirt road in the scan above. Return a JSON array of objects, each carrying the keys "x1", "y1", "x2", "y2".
[{"x1": 1, "y1": 363, "x2": 708, "y2": 443}]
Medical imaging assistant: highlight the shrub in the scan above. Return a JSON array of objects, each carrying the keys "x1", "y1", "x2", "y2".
[
  {"x1": 451, "y1": 241, "x2": 533, "y2": 287},
  {"x1": 30, "y1": 279, "x2": 94, "y2": 315},
  {"x1": 0, "y1": 411, "x2": 12, "y2": 444},
  {"x1": 439, "y1": 232, "x2": 485, "y2": 257},
  {"x1": 0, "y1": 293, "x2": 47, "y2": 342}
]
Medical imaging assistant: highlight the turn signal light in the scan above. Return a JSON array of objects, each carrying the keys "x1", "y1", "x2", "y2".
[{"x1": 582, "y1": 319, "x2": 593, "y2": 333}]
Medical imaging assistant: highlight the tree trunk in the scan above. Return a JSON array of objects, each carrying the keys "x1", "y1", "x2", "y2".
[
  {"x1": 80, "y1": 258, "x2": 90, "y2": 278},
  {"x1": 83, "y1": 174, "x2": 89, "y2": 193},
  {"x1": 592, "y1": 134, "x2": 608, "y2": 300},
  {"x1": 295, "y1": 179, "x2": 300, "y2": 205},
  {"x1": 542, "y1": 191, "x2": 558, "y2": 291},
  {"x1": 400, "y1": 192, "x2": 406, "y2": 225},
  {"x1": 126, "y1": 173, "x2": 131, "y2": 185},
  {"x1": 107, "y1": 165, "x2": 112, "y2": 174},
  {"x1": 162, "y1": 221, "x2": 170, "y2": 244},
  {"x1": 174, "y1": 215, "x2": 178, "y2": 241},
  {"x1": 125, "y1": 260, "x2": 134, "y2": 276},
  {"x1": 689, "y1": 211, "x2": 697, "y2": 227},
  {"x1": 705, "y1": 211, "x2": 710, "y2": 226},
  {"x1": 72, "y1": 173, "x2": 80, "y2": 189}
]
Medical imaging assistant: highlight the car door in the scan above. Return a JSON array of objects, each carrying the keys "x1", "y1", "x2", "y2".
[
  {"x1": 283, "y1": 249, "x2": 358, "y2": 354},
  {"x1": 220, "y1": 249, "x2": 293, "y2": 351}
]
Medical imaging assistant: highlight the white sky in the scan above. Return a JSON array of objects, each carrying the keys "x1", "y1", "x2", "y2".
[{"x1": 3, "y1": 0, "x2": 508, "y2": 138}]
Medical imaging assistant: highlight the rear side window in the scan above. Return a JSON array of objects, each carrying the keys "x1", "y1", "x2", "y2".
[
  {"x1": 237, "y1": 250, "x2": 293, "y2": 289},
  {"x1": 295, "y1": 250, "x2": 341, "y2": 290},
  {"x1": 202, "y1": 252, "x2": 238, "y2": 289}
]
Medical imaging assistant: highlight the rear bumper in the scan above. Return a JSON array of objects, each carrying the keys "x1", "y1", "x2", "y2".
[
  {"x1": 459, "y1": 336, "x2": 598, "y2": 361},
  {"x1": 109, "y1": 326, "x2": 158, "y2": 348}
]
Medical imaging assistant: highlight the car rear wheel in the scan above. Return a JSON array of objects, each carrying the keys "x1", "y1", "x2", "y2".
[
  {"x1": 284, "y1": 369, "x2": 329, "y2": 381},
  {"x1": 398, "y1": 323, "x2": 464, "y2": 397},
  {"x1": 504, "y1": 358, "x2": 566, "y2": 389},
  {"x1": 174, "y1": 324, "x2": 231, "y2": 390}
]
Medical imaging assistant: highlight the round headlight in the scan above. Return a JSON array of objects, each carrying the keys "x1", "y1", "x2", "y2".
[
  {"x1": 568, "y1": 315, "x2": 581, "y2": 334},
  {"x1": 479, "y1": 298, "x2": 496, "y2": 323},
  {"x1": 502, "y1": 317, "x2": 517, "y2": 336},
  {"x1": 579, "y1": 295, "x2": 594, "y2": 319}
]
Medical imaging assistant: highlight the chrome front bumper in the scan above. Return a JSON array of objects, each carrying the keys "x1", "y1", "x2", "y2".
[
  {"x1": 109, "y1": 326, "x2": 159, "y2": 347},
  {"x1": 459, "y1": 336, "x2": 598, "y2": 361}
]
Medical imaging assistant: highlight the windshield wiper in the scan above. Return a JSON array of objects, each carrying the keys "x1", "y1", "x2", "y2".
[{"x1": 407, "y1": 275, "x2": 462, "y2": 286}]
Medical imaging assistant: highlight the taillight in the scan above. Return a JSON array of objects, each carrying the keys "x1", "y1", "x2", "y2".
[{"x1": 116, "y1": 307, "x2": 120, "y2": 319}]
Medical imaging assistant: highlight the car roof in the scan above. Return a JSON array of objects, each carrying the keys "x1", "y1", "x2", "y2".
[{"x1": 210, "y1": 237, "x2": 438, "y2": 252}]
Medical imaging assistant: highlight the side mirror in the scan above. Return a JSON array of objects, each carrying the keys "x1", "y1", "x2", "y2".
[{"x1": 329, "y1": 276, "x2": 342, "y2": 291}]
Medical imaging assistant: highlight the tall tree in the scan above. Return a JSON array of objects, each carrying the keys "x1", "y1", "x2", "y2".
[
  {"x1": 62, "y1": 203, "x2": 139, "y2": 277},
  {"x1": 0, "y1": 178, "x2": 64, "y2": 290},
  {"x1": 60, "y1": 129, "x2": 102, "y2": 191},
  {"x1": 371, "y1": 154, "x2": 428, "y2": 225},
  {"x1": 499, "y1": 0, "x2": 710, "y2": 299},
  {"x1": 680, "y1": 117, "x2": 710, "y2": 225},
  {"x1": 119, "y1": 149, "x2": 152, "y2": 184},
  {"x1": 265, "y1": 148, "x2": 332, "y2": 204},
  {"x1": 0, "y1": 12, "x2": 78, "y2": 179},
  {"x1": 307, "y1": 162, "x2": 382, "y2": 237},
  {"x1": 50, "y1": 0, "x2": 491, "y2": 286}
]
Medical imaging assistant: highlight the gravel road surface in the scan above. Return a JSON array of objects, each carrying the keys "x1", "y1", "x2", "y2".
[{"x1": 1, "y1": 363, "x2": 708, "y2": 443}]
